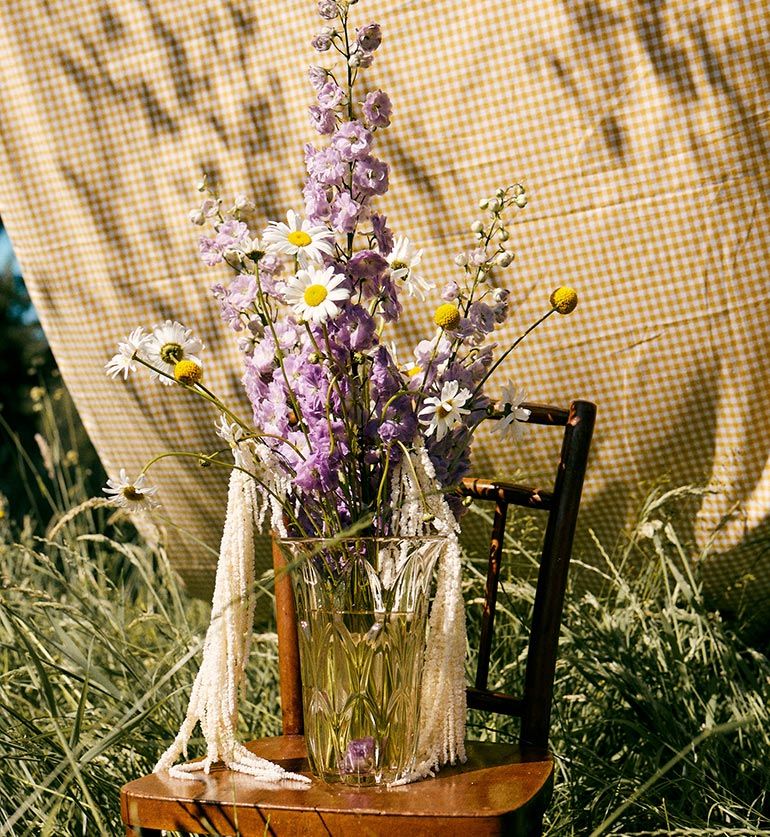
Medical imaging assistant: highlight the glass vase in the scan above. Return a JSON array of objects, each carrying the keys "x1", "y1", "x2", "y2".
[{"x1": 278, "y1": 536, "x2": 443, "y2": 786}]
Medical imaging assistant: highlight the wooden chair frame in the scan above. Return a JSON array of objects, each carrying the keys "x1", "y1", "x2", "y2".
[{"x1": 122, "y1": 399, "x2": 596, "y2": 836}]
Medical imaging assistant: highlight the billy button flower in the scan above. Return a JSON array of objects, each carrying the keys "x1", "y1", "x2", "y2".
[
  {"x1": 174, "y1": 359, "x2": 203, "y2": 386},
  {"x1": 433, "y1": 303, "x2": 461, "y2": 331},
  {"x1": 550, "y1": 286, "x2": 578, "y2": 315}
]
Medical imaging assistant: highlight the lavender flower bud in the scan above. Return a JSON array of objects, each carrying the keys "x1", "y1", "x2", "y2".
[
  {"x1": 318, "y1": 0, "x2": 338, "y2": 19},
  {"x1": 312, "y1": 27, "x2": 335, "y2": 51},
  {"x1": 189, "y1": 208, "x2": 206, "y2": 225},
  {"x1": 308, "y1": 65, "x2": 327, "y2": 90},
  {"x1": 356, "y1": 22, "x2": 382, "y2": 52},
  {"x1": 233, "y1": 194, "x2": 255, "y2": 212}
]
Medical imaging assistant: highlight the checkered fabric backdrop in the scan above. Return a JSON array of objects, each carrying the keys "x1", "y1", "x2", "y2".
[{"x1": 0, "y1": 0, "x2": 768, "y2": 622}]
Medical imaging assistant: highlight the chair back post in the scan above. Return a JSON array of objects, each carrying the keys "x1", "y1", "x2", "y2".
[
  {"x1": 519, "y1": 400, "x2": 596, "y2": 750},
  {"x1": 271, "y1": 539, "x2": 304, "y2": 736}
]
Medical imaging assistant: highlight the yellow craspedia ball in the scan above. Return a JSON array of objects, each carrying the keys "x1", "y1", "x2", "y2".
[
  {"x1": 433, "y1": 303, "x2": 461, "y2": 330},
  {"x1": 550, "y1": 286, "x2": 578, "y2": 315},
  {"x1": 174, "y1": 359, "x2": 203, "y2": 385}
]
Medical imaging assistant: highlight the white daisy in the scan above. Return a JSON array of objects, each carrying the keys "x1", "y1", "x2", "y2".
[
  {"x1": 491, "y1": 382, "x2": 531, "y2": 441},
  {"x1": 284, "y1": 266, "x2": 350, "y2": 323},
  {"x1": 418, "y1": 380, "x2": 473, "y2": 441},
  {"x1": 144, "y1": 321, "x2": 204, "y2": 386},
  {"x1": 103, "y1": 469, "x2": 159, "y2": 512},
  {"x1": 105, "y1": 327, "x2": 152, "y2": 380},
  {"x1": 262, "y1": 209, "x2": 335, "y2": 267},
  {"x1": 387, "y1": 236, "x2": 434, "y2": 300}
]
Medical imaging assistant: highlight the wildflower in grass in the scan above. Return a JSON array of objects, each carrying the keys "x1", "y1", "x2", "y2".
[
  {"x1": 105, "y1": 327, "x2": 151, "y2": 380},
  {"x1": 262, "y1": 209, "x2": 335, "y2": 267},
  {"x1": 550, "y1": 285, "x2": 578, "y2": 314},
  {"x1": 284, "y1": 265, "x2": 350, "y2": 323},
  {"x1": 491, "y1": 382, "x2": 531, "y2": 441},
  {"x1": 144, "y1": 321, "x2": 204, "y2": 386},
  {"x1": 103, "y1": 469, "x2": 159, "y2": 512},
  {"x1": 419, "y1": 380, "x2": 472, "y2": 441}
]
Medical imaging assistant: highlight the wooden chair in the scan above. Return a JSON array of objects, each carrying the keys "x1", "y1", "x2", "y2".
[{"x1": 121, "y1": 399, "x2": 596, "y2": 836}]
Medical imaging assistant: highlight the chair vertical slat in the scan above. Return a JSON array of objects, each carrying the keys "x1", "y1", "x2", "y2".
[
  {"x1": 271, "y1": 540, "x2": 304, "y2": 736},
  {"x1": 474, "y1": 499, "x2": 509, "y2": 691},
  {"x1": 520, "y1": 400, "x2": 596, "y2": 749}
]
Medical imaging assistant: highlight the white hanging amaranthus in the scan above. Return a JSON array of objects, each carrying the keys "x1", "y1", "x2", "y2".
[
  {"x1": 154, "y1": 461, "x2": 308, "y2": 784},
  {"x1": 156, "y1": 440, "x2": 465, "y2": 786},
  {"x1": 388, "y1": 442, "x2": 467, "y2": 784}
]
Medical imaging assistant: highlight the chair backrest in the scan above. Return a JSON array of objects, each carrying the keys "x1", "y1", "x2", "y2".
[
  {"x1": 271, "y1": 399, "x2": 596, "y2": 750},
  {"x1": 461, "y1": 399, "x2": 596, "y2": 749}
]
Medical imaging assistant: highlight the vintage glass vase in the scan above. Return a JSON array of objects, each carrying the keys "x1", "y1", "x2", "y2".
[{"x1": 279, "y1": 536, "x2": 443, "y2": 786}]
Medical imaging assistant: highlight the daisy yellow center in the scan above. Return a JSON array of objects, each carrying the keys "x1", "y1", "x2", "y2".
[
  {"x1": 407, "y1": 365, "x2": 422, "y2": 377},
  {"x1": 160, "y1": 342, "x2": 185, "y2": 364},
  {"x1": 288, "y1": 230, "x2": 312, "y2": 248},
  {"x1": 122, "y1": 486, "x2": 145, "y2": 502},
  {"x1": 304, "y1": 284, "x2": 328, "y2": 307},
  {"x1": 391, "y1": 260, "x2": 408, "y2": 271},
  {"x1": 436, "y1": 403, "x2": 452, "y2": 419}
]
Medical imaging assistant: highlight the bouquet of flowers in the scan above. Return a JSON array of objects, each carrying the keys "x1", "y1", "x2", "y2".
[{"x1": 105, "y1": 0, "x2": 577, "y2": 786}]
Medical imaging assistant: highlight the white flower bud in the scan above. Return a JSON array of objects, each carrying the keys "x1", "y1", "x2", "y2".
[
  {"x1": 454, "y1": 253, "x2": 468, "y2": 266},
  {"x1": 478, "y1": 198, "x2": 489, "y2": 209},
  {"x1": 496, "y1": 251, "x2": 514, "y2": 267},
  {"x1": 470, "y1": 220, "x2": 484, "y2": 233},
  {"x1": 234, "y1": 194, "x2": 255, "y2": 212},
  {"x1": 189, "y1": 209, "x2": 206, "y2": 225},
  {"x1": 196, "y1": 179, "x2": 206, "y2": 192},
  {"x1": 514, "y1": 192, "x2": 528, "y2": 208},
  {"x1": 495, "y1": 188, "x2": 505, "y2": 198},
  {"x1": 488, "y1": 198, "x2": 501, "y2": 213},
  {"x1": 498, "y1": 228, "x2": 510, "y2": 241}
]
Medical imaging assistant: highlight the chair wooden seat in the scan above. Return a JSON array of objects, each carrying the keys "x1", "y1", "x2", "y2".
[
  {"x1": 121, "y1": 400, "x2": 595, "y2": 837},
  {"x1": 122, "y1": 736, "x2": 553, "y2": 835}
]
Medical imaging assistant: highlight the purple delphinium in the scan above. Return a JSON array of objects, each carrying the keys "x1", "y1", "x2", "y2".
[
  {"x1": 331, "y1": 121, "x2": 372, "y2": 161},
  {"x1": 356, "y1": 23, "x2": 382, "y2": 52},
  {"x1": 304, "y1": 180, "x2": 332, "y2": 224},
  {"x1": 353, "y1": 155, "x2": 389, "y2": 196},
  {"x1": 317, "y1": 81, "x2": 345, "y2": 109},
  {"x1": 307, "y1": 147, "x2": 346, "y2": 186},
  {"x1": 198, "y1": 219, "x2": 249, "y2": 266},
  {"x1": 362, "y1": 89, "x2": 392, "y2": 128},
  {"x1": 309, "y1": 105, "x2": 336, "y2": 135},
  {"x1": 339, "y1": 737, "x2": 375, "y2": 775},
  {"x1": 371, "y1": 212, "x2": 394, "y2": 255},
  {"x1": 331, "y1": 192, "x2": 361, "y2": 233}
]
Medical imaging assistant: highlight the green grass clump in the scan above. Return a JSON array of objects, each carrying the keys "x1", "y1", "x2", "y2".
[
  {"x1": 466, "y1": 487, "x2": 770, "y2": 836},
  {"x1": 0, "y1": 394, "x2": 768, "y2": 835}
]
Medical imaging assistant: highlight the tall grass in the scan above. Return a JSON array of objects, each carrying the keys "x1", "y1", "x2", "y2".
[{"x1": 0, "y1": 392, "x2": 768, "y2": 835}]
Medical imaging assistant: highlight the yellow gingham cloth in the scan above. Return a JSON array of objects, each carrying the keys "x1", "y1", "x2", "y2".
[{"x1": 0, "y1": 0, "x2": 768, "y2": 623}]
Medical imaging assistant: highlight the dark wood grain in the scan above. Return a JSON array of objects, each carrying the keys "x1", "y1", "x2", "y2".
[{"x1": 121, "y1": 398, "x2": 596, "y2": 837}]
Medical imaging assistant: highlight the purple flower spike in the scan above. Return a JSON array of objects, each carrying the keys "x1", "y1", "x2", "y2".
[
  {"x1": 353, "y1": 156, "x2": 389, "y2": 196},
  {"x1": 340, "y1": 736, "x2": 375, "y2": 775}
]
